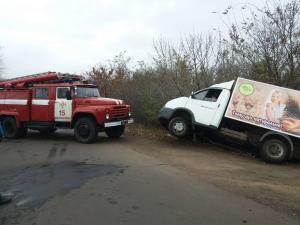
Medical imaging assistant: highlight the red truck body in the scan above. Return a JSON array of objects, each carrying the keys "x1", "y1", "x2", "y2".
[{"x1": 0, "y1": 72, "x2": 133, "y2": 143}]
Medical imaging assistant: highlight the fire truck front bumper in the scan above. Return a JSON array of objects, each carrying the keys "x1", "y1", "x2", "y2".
[{"x1": 104, "y1": 119, "x2": 134, "y2": 128}]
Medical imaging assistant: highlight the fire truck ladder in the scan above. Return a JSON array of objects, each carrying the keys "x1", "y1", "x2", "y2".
[{"x1": 0, "y1": 72, "x2": 85, "y2": 88}]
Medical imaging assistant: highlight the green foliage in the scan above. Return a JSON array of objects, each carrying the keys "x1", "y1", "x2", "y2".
[{"x1": 141, "y1": 94, "x2": 162, "y2": 125}]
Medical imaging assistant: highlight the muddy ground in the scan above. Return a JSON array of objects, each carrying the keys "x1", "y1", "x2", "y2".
[{"x1": 127, "y1": 128, "x2": 300, "y2": 219}]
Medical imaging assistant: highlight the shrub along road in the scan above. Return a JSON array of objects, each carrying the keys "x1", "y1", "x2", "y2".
[{"x1": 0, "y1": 129, "x2": 299, "y2": 225}]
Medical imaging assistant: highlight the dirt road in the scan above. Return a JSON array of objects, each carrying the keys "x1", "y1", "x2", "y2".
[{"x1": 0, "y1": 129, "x2": 299, "y2": 225}]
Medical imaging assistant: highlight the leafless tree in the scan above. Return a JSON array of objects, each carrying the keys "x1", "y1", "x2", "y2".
[
  {"x1": 228, "y1": 0, "x2": 300, "y2": 87},
  {"x1": 181, "y1": 33, "x2": 216, "y2": 89},
  {"x1": 110, "y1": 51, "x2": 132, "y2": 101},
  {"x1": 87, "y1": 51, "x2": 131, "y2": 99},
  {"x1": 213, "y1": 35, "x2": 250, "y2": 82},
  {"x1": 153, "y1": 38, "x2": 192, "y2": 96},
  {"x1": 86, "y1": 65, "x2": 113, "y2": 97}
]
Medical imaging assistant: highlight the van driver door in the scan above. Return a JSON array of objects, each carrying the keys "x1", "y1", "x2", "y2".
[{"x1": 186, "y1": 88, "x2": 230, "y2": 128}]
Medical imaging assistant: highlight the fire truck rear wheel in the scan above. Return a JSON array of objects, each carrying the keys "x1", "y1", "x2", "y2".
[
  {"x1": 105, "y1": 125, "x2": 125, "y2": 138},
  {"x1": 3, "y1": 117, "x2": 19, "y2": 139},
  {"x1": 74, "y1": 117, "x2": 98, "y2": 144}
]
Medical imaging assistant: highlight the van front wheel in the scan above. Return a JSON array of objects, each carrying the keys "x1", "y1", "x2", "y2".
[{"x1": 168, "y1": 117, "x2": 190, "y2": 138}]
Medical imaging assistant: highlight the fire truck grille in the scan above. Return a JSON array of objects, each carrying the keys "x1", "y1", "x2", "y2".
[{"x1": 111, "y1": 106, "x2": 128, "y2": 119}]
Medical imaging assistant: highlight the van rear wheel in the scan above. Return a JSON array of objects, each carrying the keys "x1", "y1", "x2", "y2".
[
  {"x1": 260, "y1": 139, "x2": 289, "y2": 164},
  {"x1": 168, "y1": 117, "x2": 190, "y2": 138},
  {"x1": 74, "y1": 117, "x2": 98, "y2": 144}
]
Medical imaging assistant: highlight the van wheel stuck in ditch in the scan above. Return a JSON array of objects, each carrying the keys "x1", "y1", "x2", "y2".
[
  {"x1": 168, "y1": 117, "x2": 190, "y2": 138},
  {"x1": 159, "y1": 77, "x2": 300, "y2": 164},
  {"x1": 260, "y1": 139, "x2": 289, "y2": 163}
]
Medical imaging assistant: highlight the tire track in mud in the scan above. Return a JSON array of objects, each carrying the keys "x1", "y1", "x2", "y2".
[{"x1": 47, "y1": 143, "x2": 68, "y2": 159}]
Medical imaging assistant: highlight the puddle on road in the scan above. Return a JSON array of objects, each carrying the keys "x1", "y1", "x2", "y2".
[{"x1": 0, "y1": 161, "x2": 125, "y2": 208}]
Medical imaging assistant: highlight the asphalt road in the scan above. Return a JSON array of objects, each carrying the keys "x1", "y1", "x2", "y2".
[{"x1": 0, "y1": 130, "x2": 299, "y2": 225}]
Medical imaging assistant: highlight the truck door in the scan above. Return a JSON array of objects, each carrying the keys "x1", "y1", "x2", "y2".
[
  {"x1": 32, "y1": 87, "x2": 51, "y2": 121},
  {"x1": 186, "y1": 88, "x2": 230, "y2": 128},
  {"x1": 210, "y1": 89, "x2": 231, "y2": 127},
  {"x1": 55, "y1": 87, "x2": 72, "y2": 122}
]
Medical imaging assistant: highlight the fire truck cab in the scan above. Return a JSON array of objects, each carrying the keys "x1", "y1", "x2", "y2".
[{"x1": 0, "y1": 72, "x2": 133, "y2": 143}]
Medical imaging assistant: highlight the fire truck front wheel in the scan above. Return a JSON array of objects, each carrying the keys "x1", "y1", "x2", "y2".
[
  {"x1": 74, "y1": 117, "x2": 98, "y2": 143},
  {"x1": 105, "y1": 125, "x2": 125, "y2": 138}
]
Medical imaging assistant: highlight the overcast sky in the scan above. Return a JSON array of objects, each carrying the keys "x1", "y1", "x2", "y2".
[{"x1": 0, "y1": 0, "x2": 264, "y2": 78}]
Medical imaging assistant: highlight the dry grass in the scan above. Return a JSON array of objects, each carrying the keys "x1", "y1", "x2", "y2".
[{"x1": 126, "y1": 123, "x2": 167, "y2": 140}]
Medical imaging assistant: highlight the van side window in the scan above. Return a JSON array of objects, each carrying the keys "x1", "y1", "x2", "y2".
[
  {"x1": 35, "y1": 88, "x2": 49, "y2": 99},
  {"x1": 204, "y1": 89, "x2": 222, "y2": 102},
  {"x1": 193, "y1": 89, "x2": 222, "y2": 102},
  {"x1": 193, "y1": 90, "x2": 209, "y2": 100}
]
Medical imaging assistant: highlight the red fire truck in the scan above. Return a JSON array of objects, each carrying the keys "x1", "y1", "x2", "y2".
[{"x1": 0, "y1": 72, "x2": 133, "y2": 143}]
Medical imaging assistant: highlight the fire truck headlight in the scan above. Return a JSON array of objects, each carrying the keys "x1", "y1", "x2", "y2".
[
  {"x1": 105, "y1": 113, "x2": 110, "y2": 120},
  {"x1": 128, "y1": 112, "x2": 132, "y2": 117}
]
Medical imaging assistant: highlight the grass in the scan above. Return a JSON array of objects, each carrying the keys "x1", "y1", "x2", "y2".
[
  {"x1": 125, "y1": 122, "x2": 200, "y2": 146},
  {"x1": 126, "y1": 123, "x2": 168, "y2": 140}
]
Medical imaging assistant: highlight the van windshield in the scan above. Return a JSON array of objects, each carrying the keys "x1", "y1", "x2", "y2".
[{"x1": 75, "y1": 87, "x2": 100, "y2": 98}]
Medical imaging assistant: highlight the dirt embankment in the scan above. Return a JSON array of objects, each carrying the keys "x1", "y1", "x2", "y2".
[{"x1": 126, "y1": 125, "x2": 300, "y2": 219}]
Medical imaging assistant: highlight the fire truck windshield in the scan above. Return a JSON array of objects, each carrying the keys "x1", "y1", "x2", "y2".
[{"x1": 75, "y1": 87, "x2": 100, "y2": 98}]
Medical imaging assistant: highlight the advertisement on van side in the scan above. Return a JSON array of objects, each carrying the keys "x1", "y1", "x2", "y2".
[{"x1": 225, "y1": 78, "x2": 300, "y2": 138}]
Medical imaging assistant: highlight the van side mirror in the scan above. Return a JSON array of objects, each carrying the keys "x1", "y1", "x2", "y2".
[{"x1": 191, "y1": 91, "x2": 195, "y2": 98}]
